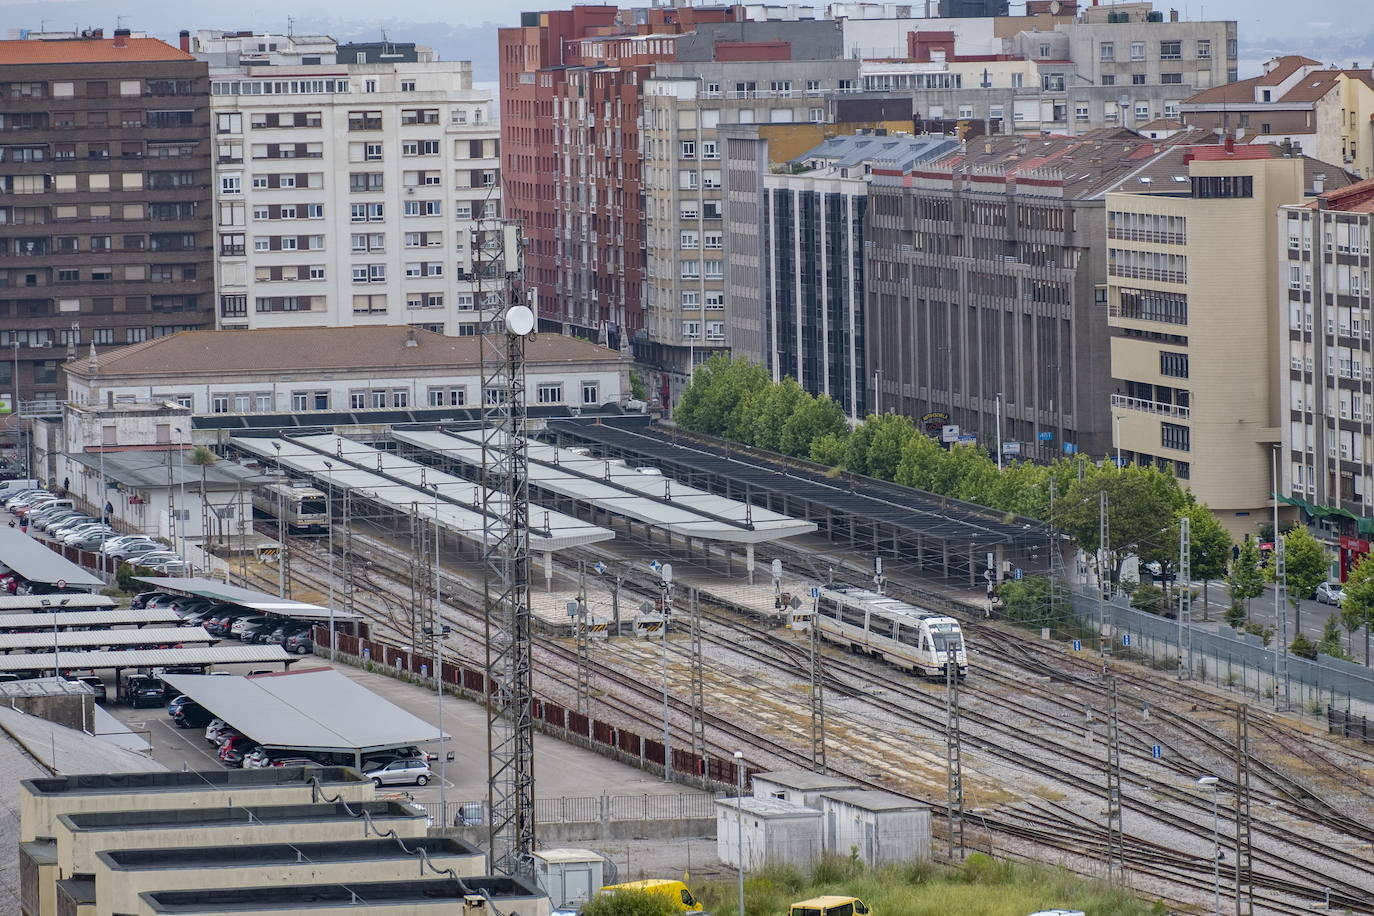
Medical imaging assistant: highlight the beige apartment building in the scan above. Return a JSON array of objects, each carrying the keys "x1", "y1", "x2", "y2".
[{"x1": 1106, "y1": 142, "x2": 1351, "y2": 535}]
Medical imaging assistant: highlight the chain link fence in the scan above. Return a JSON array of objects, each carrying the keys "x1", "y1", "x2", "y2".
[{"x1": 414, "y1": 793, "x2": 716, "y2": 829}]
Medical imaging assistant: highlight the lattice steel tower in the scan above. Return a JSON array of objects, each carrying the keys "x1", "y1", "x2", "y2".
[{"x1": 479, "y1": 221, "x2": 537, "y2": 877}]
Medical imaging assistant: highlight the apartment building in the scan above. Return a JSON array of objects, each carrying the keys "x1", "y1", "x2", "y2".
[
  {"x1": 206, "y1": 39, "x2": 500, "y2": 335},
  {"x1": 0, "y1": 33, "x2": 214, "y2": 409},
  {"x1": 1182, "y1": 55, "x2": 1374, "y2": 179},
  {"x1": 1107, "y1": 142, "x2": 1348, "y2": 536},
  {"x1": 864, "y1": 133, "x2": 1200, "y2": 462},
  {"x1": 1279, "y1": 177, "x2": 1374, "y2": 568}
]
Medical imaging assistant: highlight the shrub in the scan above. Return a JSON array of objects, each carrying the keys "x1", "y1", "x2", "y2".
[{"x1": 580, "y1": 890, "x2": 676, "y2": 916}]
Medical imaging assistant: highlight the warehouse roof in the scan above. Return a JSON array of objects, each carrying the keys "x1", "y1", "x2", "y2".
[
  {"x1": 0, "y1": 626, "x2": 211, "y2": 652},
  {"x1": 0, "y1": 529, "x2": 104, "y2": 588},
  {"x1": 132, "y1": 577, "x2": 362, "y2": 622},
  {"x1": 0, "y1": 644, "x2": 291, "y2": 673},
  {"x1": 0, "y1": 609, "x2": 180, "y2": 630},
  {"x1": 394, "y1": 428, "x2": 817, "y2": 544},
  {"x1": 230, "y1": 434, "x2": 614, "y2": 553},
  {"x1": 65, "y1": 326, "x2": 622, "y2": 380},
  {"x1": 161, "y1": 668, "x2": 447, "y2": 754}
]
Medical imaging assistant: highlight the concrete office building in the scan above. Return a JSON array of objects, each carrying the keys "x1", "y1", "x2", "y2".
[
  {"x1": 864, "y1": 133, "x2": 1191, "y2": 461},
  {"x1": 0, "y1": 33, "x2": 214, "y2": 410},
  {"x1": 1279, "y1": 177, "x2": 1374, "y2": 567},
  {"x1": 205, "y1": 35, "x2": 500, "y2": 335},
  {"x1": 1106, "y1": 142, "x2": 1349, "y2": 536},
  {"x1": 1182, "y1": 55, "x2": 1374, "y2": 180},
  {"x1": 724, "y1": 131, "x2": 960, "y2": 418}
]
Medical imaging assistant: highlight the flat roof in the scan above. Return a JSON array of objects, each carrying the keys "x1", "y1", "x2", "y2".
[
  {"x1": 231, "y1": 433, "x2": 614, "y2": 553},
  {"x1": 0, "y1": 706, "x2": 163, "y2": 776},
  {"x1": 162, "y1": 668, "x2": 447, "y2": 754},
  {"x1": 0, "y1": 609, "x2": 181, "y2": 630},
  {"x1": 0, "y1": 529, "x2": 105, "y2": 588},
  {"x1": 98, "y1": 836, "x2": 481, "y2": 870},
  {"x1": 0, "y1": 644, "x2": 291, "y2": 673},
  {"x1": 23, "y1": 766, "x2": 363, "y2": 797},
  {"x1": 714, "y1": 796, "x2": 820, "y2": 817},
  {"x1": 0, "y1": 626, "x2": 213, "y2": 652},
  {"x1": 821, "y1": 788, "x2": 929, "y2": 812},
  {"x1": 65, "y1": 449, "x2": 267, "y2": 493},
  {"x1": 754, "y1": 769, "x2": 859, "y2": 791},
  {"x1": 61, "y1": 800, "x2": 421, "y2": 831},
  {"x1": 0, "y1": 594, "x2": 114, "y2": 612},
  {"x1": 141, "y1": 877, "x2": 542, "y2": 913},
  {"x1": 394, "y1": 428, "x2": 818, "y2": 544},
  {"x1": 0, "y1": 676, "x2": 89, "y2": 698},
  {"x1": 132, "y1": 577, "x2": 362, "y2": 622}
]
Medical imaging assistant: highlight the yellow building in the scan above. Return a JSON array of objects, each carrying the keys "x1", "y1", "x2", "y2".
[{"x1": 1105, "y1": 142, "x2": 1353, "y2": 535}]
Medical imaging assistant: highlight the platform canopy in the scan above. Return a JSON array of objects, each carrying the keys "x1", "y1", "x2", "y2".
[
  {"x1": 0, "y1": 644, "x2": 292, "y2": 672},
  {"x1": 393, "y1": 428, "x2": 818, "y2": 544},
  {"x1": 0, "y1": 609, "x2": 181, "y2": 630},
  {"x1": 0, "y1": 529, "x2": 104, "y2": 589},
  {"x1": 162, "y1": 667, "x2": 447, "y2": 757},
  {"x1": 0, "y1": 626, "x2": 213, "y2": 652},
  {"x1": 231, "y1": 433, "x2": 614, "y2": 552},
  {"x1": 132, "y1": 576, "x2": 362, "y2": 622}
]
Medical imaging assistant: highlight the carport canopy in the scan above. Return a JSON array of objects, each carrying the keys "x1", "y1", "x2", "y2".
[
  {"x1": 162, "y1": 667, "x2": 447, "y2": 767},
  {"x1": 0, "y1": 529, "x2": 104, "y2": 589},
  {"x1": 133, "y1": 576, "x2": 363, "y2": 622},
  {"x1": 0, "y1": 643, "x2": 293, "y2": 672}
]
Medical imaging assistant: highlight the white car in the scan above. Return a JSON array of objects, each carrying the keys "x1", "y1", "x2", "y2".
[
  {"x1": 1315, "y1": 582, "x2": 1345, "y2": 605},
  {"x1": 204, "y1": 719, "x2": 234, "y2": 745},
  {"x1": 363, "y1": 758, "x2": 432, "y2": 787}
]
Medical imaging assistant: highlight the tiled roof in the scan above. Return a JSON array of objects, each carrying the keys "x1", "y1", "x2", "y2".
[
  {"x1": 1104, "y1": 144, "x2": 1358, "y2": 195},
  {"x1": 66, "y1": 326, "x2": 622, "y2": 379},
  {"x1": 0, "y1": 37, "x2": 193, "y2": 64},
  {"x1": 1309, "y1": 175, "x2": 1374, "y2": 213},
  {"x1": 1186, "y1": 55, "x2": 1321, "y2": 105}
]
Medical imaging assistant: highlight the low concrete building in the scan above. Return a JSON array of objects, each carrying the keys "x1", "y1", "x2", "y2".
[
  {"x1": 819, "y1": 789, "x2": 932, "y2": 866},
  {"x1": 95, "y1": 838, "x2": 486, "y2": 916},
  {"x1": 715, "y1": 796, "x2": 824, "y2": 870},
  {"x1": 136, "y1": 876, "x2": 550, "y2": 916},
  {"x1": 750, "y1": 770, "x2": 857, "y2": 809}
]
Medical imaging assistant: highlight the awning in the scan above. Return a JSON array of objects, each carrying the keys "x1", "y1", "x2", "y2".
[
  {"x1": 0, "y1": 529, "x2": 104, "y2": 588},
  {"x1": 132, "y1": 577, "x2": 362, "y2": 622}
]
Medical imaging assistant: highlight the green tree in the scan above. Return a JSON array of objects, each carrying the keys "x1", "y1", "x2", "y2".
[
  {"x1": 1317, "y1": 614, "x2": 1348, "y2": 659},
  {"x1": 580, "y1": 890, "x2": 677, "y2": 916},
  {"x1": 1341, "y1": 552, "x2": 1374, "y2": 665},
  {"x1": 1228, "y1": 538, "x2": 1266, "y2": 616},
  {"x1": 1129, "y1": 582, "x2": 1166, "y2": 616},
  {"x1": 1180, "y1": 503, "x2": 1232, "y2": 620},
  {"x1": 673, "y1": 355, "x2": 770, "y2": 439},
  {"x1": 749, "y1": 376, "x2": 805, "y2": 453},
  {"x1": 996, "y1": 574, "x2": 1055, "y2": 626},
  {"x1": 779, "y1": 393, "x2": 847, "y2": 458},
  {"x1": 1055, "y1": 463, "x2": 1188, "y2": 593},
  {"x1": 809, "y1": 432, "x2": 848, "y2": 467},
  {"x1": 189, "y1": 444, "x2": 217, "y2": 549},
  {"x1": 1270, "y1": 527, "x2": 1332, "y2": 633},
  {"x1": 1224, "y1": 599, "x2": 1247, "y2": 630},
  {"x1": 1290, "y1": 631, "x2": 1318, "y2": 660}
]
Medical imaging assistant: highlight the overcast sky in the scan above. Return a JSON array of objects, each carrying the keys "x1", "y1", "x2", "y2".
[{"x1": 3, "y1": 0, "x2": 1368, "y2": 77}]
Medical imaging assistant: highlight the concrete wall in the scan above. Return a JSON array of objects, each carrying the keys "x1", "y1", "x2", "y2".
[
  {"x1": 715, "y1": 803, "x2": 823, "y2": 869},
  {"x1": 820, "y1": 796, "x2": 931, "y2": 866}
]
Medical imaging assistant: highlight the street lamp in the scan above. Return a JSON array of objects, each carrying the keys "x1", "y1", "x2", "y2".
[
  {"x1": 734, "y1": 749, "x2": 746, "y2": 916},
  {"x1": 423, "y1": 623, "x2": 451, "y2": 825},
  {"x1": 994, "y1": 392, "x2": 1003, "y2": 470},
  {"x1": 1196, "y1": 775, "x2": 1221, "y2": 916},
  {"x1": 271, "y1": 442, "x2": 285, "y2": 599},
  {"x1": 174, "y1": 427, "x2": 186, "y2": 564},
  {"x1": 1114, "y1": 415, "x2": 1123, "y2": 468},
  {"x1": 659, "y1": 564, "x2": 674, "y2": 783},
  {"x1": 322, "y1": 460, "x2": 336, "y2": 661},
  {"x1": 41, "y1": 598, "x2": 69, "y2": 678}
]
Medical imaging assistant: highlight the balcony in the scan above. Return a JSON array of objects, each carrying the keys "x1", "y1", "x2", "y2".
[
  {"x1": 1107, "y1": 228, "x2": 1186, "y2": 245},
  {"x1": 1111, "y1": 393, "x2": 1189, "y2": 420}
]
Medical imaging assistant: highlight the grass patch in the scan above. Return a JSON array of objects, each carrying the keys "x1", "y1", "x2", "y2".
[{"x1": 694, "y1": 854, "x2": 1166, "y2": 916}]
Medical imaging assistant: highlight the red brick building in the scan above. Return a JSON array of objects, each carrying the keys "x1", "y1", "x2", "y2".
[{"x1": 499, "y1": 6, "x2": 734, "y2": 350}]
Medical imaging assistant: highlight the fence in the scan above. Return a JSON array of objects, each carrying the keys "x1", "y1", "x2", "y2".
[
  {"x1": 1064, "y1": 584, "x2": 1374, "y2": 717},
  {"x1": 1328, "y1": 707, "x2": 1374, "y2": 744},
  {"x1": 314, "y1": 626, "x2": 755, "y2": 792},
  {"x1": 413, "y1": 793, "x2": 717, "y2": 829}
]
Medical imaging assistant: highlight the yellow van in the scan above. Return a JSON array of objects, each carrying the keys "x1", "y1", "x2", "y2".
[
  {"x1": 600, "y1": 880, "x2": 703, "y2": 913},
  {"x1": 789, "y1": 896, "x2": 872, "y2": 916}
]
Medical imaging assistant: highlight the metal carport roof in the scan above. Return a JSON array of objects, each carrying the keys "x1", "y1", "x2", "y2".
[
  {"x1": 0, "y1": 529, "x2": 105, "y2": 588},
  {"x1": 161, "y1": 668, "x2": 447, "y2": 755},
  {"x1": 132, "y1": 577, "x2": 363, "y2": 622},
  {"x1": 393, "y1": 428, "x2": 818, "y2": 544},
  {"x1": 230, "y1": 433, "x2": 614, "y2": 552},
  {"x1": 0, "y1": 626, "x2": 213, "y2": 652},
  {"x1": 0, "y1": 594, "x2": 115, "y2": 612},
  {"x1": 0, "y1": 609, "x2": 181, "y2": 629},
  {"x1": 0, "y1": 644, "x2": 292, "y2": 672}
]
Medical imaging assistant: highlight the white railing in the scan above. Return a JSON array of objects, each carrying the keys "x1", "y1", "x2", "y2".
[{"x1": 1111, "y1": 394, "x2": 1189, "y2": 419}]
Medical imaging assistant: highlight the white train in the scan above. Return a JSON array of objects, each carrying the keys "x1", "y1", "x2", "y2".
[
  {"x1": 252, "y1": 481, "x2": 329, "y2": 534},
  {"x1": 815, "y1": 584, "x2": 968, "y2": 678}
]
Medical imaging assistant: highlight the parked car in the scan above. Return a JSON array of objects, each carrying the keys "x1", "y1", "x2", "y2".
[
  {"x1": 71, "y1": 676, "x2": 106, "y2": 703},
  {"x1": 1316, "y1": 582, "x2": 1345, "y2": 605},
  {"x1": 229, "y1": 616, "x2": 267, "y2": 639},
  {"x1": 120, "y1": 674, "x2": 166, "y2": 708},
  {"x1": 265, "y1": 622, "x2": 309, "y2": 645},
  {"x1": 32, "y1": 509, "x2": 83, "y2": 531},
  {"x1": 166, "y1": 695, "x2": 193, "y2": 716},
  {"x1": 204, "y1": 718, "x2": 234, "y2": 745},
  {"x1": 363, "y1": 758, "x2": 432, "y2": 787},
  {"x1": 284, "y1": 630, "x2": 314, "y2": 655},
  {"x1": 219, "y1": 735, "x2": 259, "y2": 767},
  {"x1": 239, "y1": 620, "x2": 273, "y2": 643},
  {"x1": 172, "y1": 701, "x2": 213, "y2": 729},
  {"x1": 61, "y1": 525, "x2": 113, "y2": 546}
]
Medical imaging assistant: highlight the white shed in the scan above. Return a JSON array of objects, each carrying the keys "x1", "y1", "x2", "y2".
[
  {"x1": 820, "y1": 789, "x2": 932, "y2": 866},
  {"x1": 751, "y1": 770, "x2": 858, "y2": 809},
  {"x1": 715, "y1": 796, "x2": 823, "y2": 870},
  {"x1": 531, "y1": 849, "x2": 607, "y2": 909}
]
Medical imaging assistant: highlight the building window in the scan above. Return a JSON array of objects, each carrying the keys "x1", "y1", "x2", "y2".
[
  {"x1": 701, "y1": 140, "x2": 719, "y2": 160},
  {"x1": 1075, "y1": 105, "x2": 1089, "y2": 122},
  {"x1": 680, "y1": 140, "x2": 696, "y2": 159},
  {"x1": 220, "y1": 175, "x2": 241, "y2": 195},
  {"x1": 1160, "y1": 40, "x2": 1182, "y2": 60},
  {"x1": 581, "y1": 382, "x2": 599, "y2": 405},
  {"x1": 1130, "y1": 41, "x2": 1145, "y2": 60},
  {"x1": 680, "y1": 231, "x2": 699, "y2": 250},
  {"x1": 1135, "y1": 103, "x2": 1150, "y2": 121},
  {"x1": 682, "y1": 320, "x2": 701, "y2": 340},
  {"x1": 1161, "y1": 72, "x2": 1182, "y2": 84},
  {"x1": 706, "y1": 321, "x2": 724, "y2": 341},
  {"x1": 1100, "y1": 42, "x2": 1115, "y2": 61},
  {"x1": 537, "y1": 383, "x2": 563, "y2": 404},
  {"x1": 1191, "y1": 175, "x2": 1254, "y2": 199},
  {"x1": 212, "y1": 396, "x2": 229, "y2": 413},
  {"x1": 1160, "y1": 351, "x2": 1189, "y2": 378},
  {"x1": 1161, "y1": 422, "x2": 1190, "y2": 452},
  {"x1": 1101, "y1": 75, "x2": 1116, "y2": 86}
]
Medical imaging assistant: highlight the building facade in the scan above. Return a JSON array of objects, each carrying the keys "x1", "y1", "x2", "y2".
[
  {"x1": 207, "y1": 48, "x2": 500, "y2": 335},
  {"x1": 1107, "y1": 143, "x2": 1344, "y2": 535},
  {"x1": 0, "y1": 34, "x2": 214, "y2": 408},
  {"x1": 1279, "y1": 177, "x2": 1374, "y2": 565}
]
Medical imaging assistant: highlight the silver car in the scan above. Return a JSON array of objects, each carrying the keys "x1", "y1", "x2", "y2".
[{"x1": 362, "y1": 758, "x2": 432, "y2": 787}]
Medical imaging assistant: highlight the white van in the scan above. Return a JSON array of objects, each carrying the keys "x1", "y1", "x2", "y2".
[{"x1": 0, "y1": 479, "x2": 40, "y2": 497}]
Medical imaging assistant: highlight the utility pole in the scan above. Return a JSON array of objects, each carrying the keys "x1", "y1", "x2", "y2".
[
  {"x1": 689, "y1": 586, "x2": 706, "y2": 765},
  {"x1": 1048, "y1": 478, "x2": 1060, "y2": 624},
  {"x1": 1233, "y1": 705, "x2": 1254, "y2": 915},
  {"x1": 1274, "y1": 530, "x2": 1289, "y2": 710},
  {"x1": 342, "y1": 490, "x2": 356, "y2": 621},
  {"x1": 809, "y1": 591, "x2": 826, "y2": 774},
  {"x1": 1105, "y1": 676, "x2": 1125, "y2": 885},
  {"x1": 945, "y1": 645, "x2": 964, "y2": 860},
  {"x1": 575, "y1": 561, "x2": 591, "y2": 717},
  {"x1": 1178, "y1": 514, "x2": 1191, "y2": 679},
  {"x1": 1098, "y1": 491, "x2": 1110, "y2": 656}
]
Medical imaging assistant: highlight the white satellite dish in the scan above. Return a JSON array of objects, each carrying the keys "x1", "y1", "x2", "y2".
[{"x1": 505, "y1": 304, "x2": 536, "y2": 337}]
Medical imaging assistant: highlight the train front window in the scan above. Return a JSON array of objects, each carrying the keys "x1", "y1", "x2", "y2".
[
  {"x1": 932, "y1": 633, "x2": 963, "y2": 653},
  {"x1": 300, "y1": 498, "x2": 326, "y2": 514}
]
